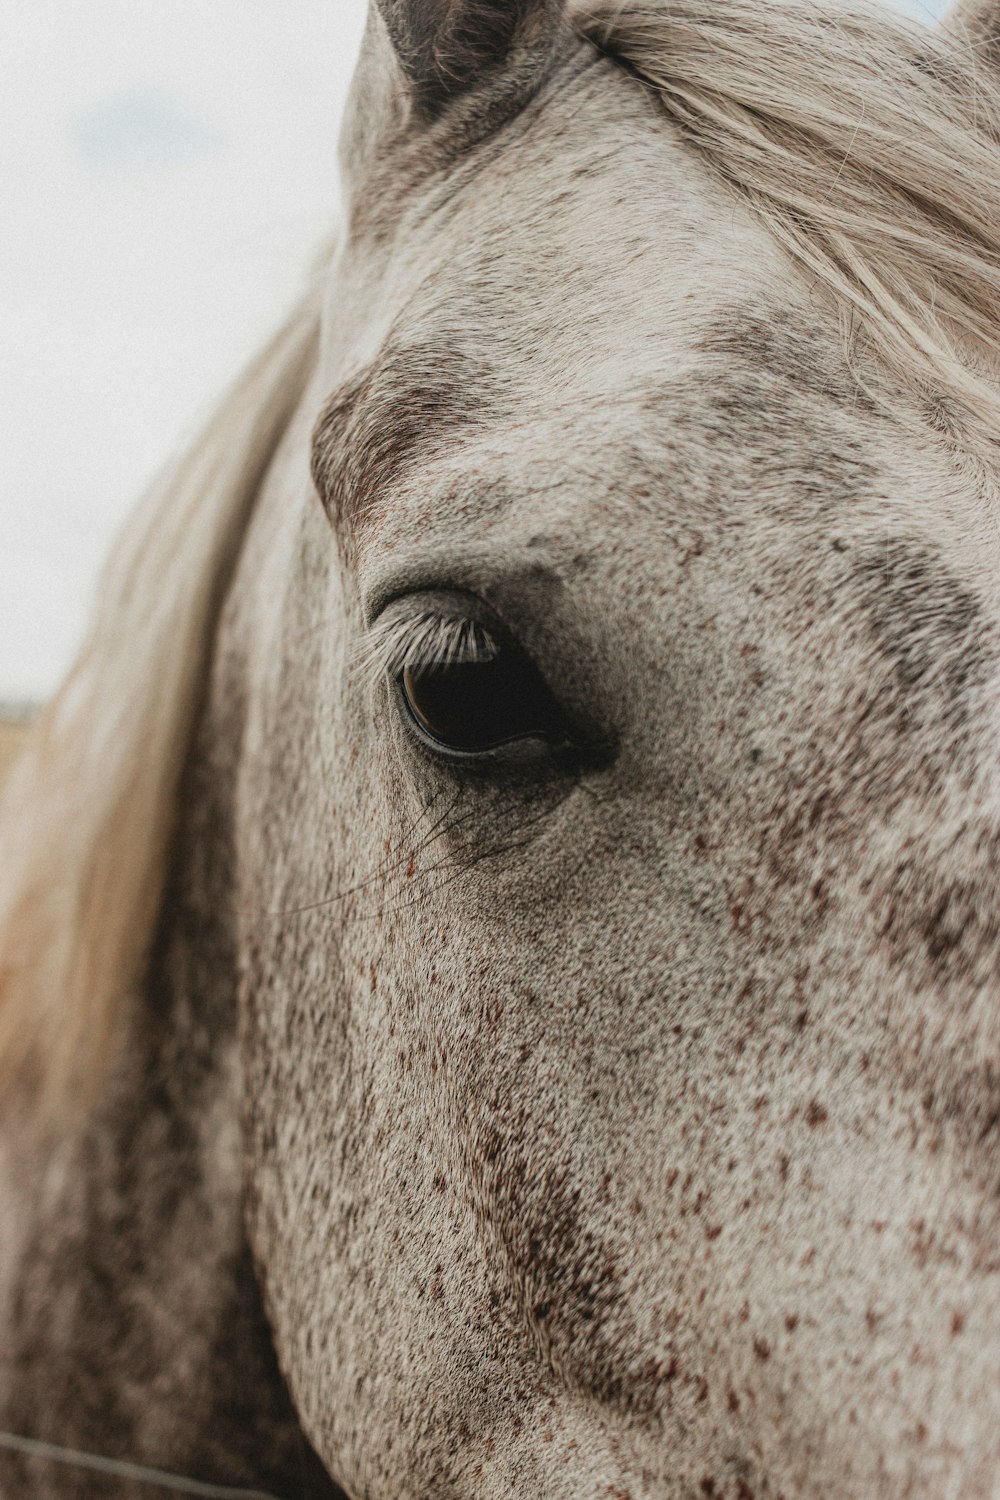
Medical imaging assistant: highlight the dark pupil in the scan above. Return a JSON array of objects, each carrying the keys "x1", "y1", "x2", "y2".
[{"x1": 402, "y1": 650, "x2": 557, "y2": 752}]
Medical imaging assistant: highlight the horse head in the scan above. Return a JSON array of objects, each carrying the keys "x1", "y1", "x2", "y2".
[
  {"x1": 2, "y1": 0, "x2": 1000, "y2": 1495},
  {"x1": 224, "y1": 0, "x2": 1000, "y2": 1492}
]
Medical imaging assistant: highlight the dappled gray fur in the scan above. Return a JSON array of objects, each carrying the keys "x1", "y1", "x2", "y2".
[{"x1": 3, "y1": 0, "x2": 1000, "y2": 1495}]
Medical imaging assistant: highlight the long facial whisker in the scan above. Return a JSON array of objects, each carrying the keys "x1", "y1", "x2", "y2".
[
  {"x1": 339, "y1": 835, "x2": 537, "y2": 930},
  {"x1": 337, "y1": 797, "x2": 562, "y2": 929},
  {"x1": 0, "y1": 1430, "x2": 288, "y2": 1500},
  {"x1": 242, "y1": 788, "x2": 464, "y2": 923}
]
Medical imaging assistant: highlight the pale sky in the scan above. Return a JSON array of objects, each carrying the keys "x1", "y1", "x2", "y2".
[{"x1": 0, "y1": 0, "x2": 949, "y2": 701}]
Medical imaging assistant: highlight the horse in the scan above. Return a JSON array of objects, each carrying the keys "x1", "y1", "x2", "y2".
[{"x1": 2, "y1": 0, "x2": 1000, "y2": 1493}]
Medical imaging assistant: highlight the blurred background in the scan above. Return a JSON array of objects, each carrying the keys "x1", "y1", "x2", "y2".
[{"x1": 0, "y1": 0, "x2": 948, "y2": 720}]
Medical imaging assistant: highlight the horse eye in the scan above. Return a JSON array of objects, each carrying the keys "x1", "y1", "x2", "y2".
[{"x1": 400, "y1": 647, "x2": 561, "y2": 754}]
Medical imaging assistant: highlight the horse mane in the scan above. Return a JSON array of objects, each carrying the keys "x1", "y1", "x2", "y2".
[
  {"x1": 0, "y1": 285, "x2": 321, "y2": 1106},
  {"x1": 5, "y1": 0, "x2": 1000, "y2": 1108},
  {"x1": 573, "y1": 0, "x2": 1000, "y2": 455}
]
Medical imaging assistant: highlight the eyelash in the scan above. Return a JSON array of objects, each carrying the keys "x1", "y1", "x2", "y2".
[{"x1": 356, "y1": 610, "x2": 497, "y2": 691}]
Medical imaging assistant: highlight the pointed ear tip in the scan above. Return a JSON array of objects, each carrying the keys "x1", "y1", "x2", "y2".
[
  {"x1": 943, "y1": 0, "x2": 1000, "y2": 31},
  {"x1": 370, "y1": 0, "x2": 567, "y2": 111}
]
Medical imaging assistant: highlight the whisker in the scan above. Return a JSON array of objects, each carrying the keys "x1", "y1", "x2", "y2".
[
  {"x1": 241, "y1": 788, "x2": 463, "y2": 922},
  {"x1": 0, "y1": 1431, "x2": 288, "y2": 1500},
  {"x1": 337, "y1": 797, "x2": 563, "y2": 928}
]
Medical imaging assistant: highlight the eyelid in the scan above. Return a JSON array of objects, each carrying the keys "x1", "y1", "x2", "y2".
[
  {"x1": 356, "y1": 592, "x2": 502, "y2": 692},
  {"x1": 367, "y1": 591, "x2": 618, "y2": 776}
]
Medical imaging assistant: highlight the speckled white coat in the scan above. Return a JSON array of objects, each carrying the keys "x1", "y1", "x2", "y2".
[{"x1": 2, "y1": 1, "x2": 1000, "y2": 1497}]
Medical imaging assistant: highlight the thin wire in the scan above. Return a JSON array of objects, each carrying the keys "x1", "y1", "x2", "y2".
[{"x1": 0, "y1": 1430, "x2": 288, "y2": 1500}]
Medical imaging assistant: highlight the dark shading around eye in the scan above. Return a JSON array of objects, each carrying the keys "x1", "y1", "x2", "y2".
[{"x1": 401, "y1": 648, "x2": 562, "y2": 753}]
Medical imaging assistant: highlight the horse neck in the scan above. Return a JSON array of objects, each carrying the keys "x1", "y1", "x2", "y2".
[{"x1": 0, "y1": 684, "x2": 339, "y2": 1498}]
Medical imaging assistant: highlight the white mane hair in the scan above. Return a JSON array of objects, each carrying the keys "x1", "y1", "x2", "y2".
[
  {"x1": 3, "y1": 0, "x2": 1000, "y2": 1107},
  {"x1": 0, "y1": 290, "x2": 321, "y2": 1105},
  {"x1": 575, "y1": 0, "x2": 1000, "y2": 451}
]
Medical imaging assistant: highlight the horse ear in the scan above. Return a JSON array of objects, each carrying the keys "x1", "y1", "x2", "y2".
[
  {"x1": 373, "y1": 0, "x2": 564, "y2": 113},
  {"x1": 343, "y1": 0, "x2": 566, "y2": 174},
  {"x1": 944, "y1": 0, "x2": 1000, "y2": 63}
]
